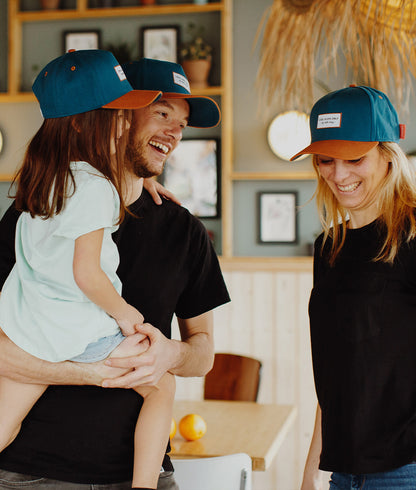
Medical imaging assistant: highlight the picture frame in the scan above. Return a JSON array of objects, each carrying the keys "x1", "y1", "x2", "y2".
[
  {"x1": 63, "y1": 30, "x2": 101, "y2": 53},
  {"x1": 257, "y1": 191, "x2": 298, "y2": 244},
  {"x1": 160, "y1": 138, "x2": 220, "y2": 219},
  {"x1": 139, "y1": 25, "x2": 180, "y2": 63}
]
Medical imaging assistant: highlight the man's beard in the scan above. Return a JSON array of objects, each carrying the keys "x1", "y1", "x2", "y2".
[{"x1": 126, "y1": 137, "x2": 166, "y2": 179}]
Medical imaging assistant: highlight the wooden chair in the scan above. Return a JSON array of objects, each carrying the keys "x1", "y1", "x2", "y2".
[
  {"x1": 204, "y1": 353, "x2": 262, "y2": 402},
  {"x1": 172, "y1": 453, "x2": 252, "y2": 490}
]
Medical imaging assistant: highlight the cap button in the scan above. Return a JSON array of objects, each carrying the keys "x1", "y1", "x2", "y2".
[
  {"x1": 349, "y1": 84, "x2": 357, "y2": 87},
  {"x1": 68, "y1": 49, "x2": 76, "y2": 53}
]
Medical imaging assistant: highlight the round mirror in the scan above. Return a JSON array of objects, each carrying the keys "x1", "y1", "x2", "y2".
[{"x1": 267, "y1": 110, "x2": 310, "y2": 161}]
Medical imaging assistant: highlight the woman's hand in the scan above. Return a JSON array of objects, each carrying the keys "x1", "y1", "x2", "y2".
[{"x1": 143, "y1": 178, "x2": 181, "y2": 206}]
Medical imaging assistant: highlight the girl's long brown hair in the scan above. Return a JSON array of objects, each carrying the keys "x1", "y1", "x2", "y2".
[
  {"x1": 314, "y1": 142, "x2": 416, "y2": 265},
  {"x1": 12, "y1": 108, "x2": 132, "y2": 223}
]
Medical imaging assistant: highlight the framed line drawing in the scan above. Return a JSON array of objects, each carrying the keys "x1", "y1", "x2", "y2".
[
  {"x1": 63, "y1": 30, "x2": 101, "y2": 53},
  {"x1": 258, "y1": 191, "x2": 298, "y2": 243},
  {"x1": 160, "y1": 138, "x2": 220, "y2": 219},
  {"x1": 139, "y1": 25, "x2": 180, "y2": 63}
]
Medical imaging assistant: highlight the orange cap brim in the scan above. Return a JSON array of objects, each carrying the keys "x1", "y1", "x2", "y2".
[
  {"x1": 290, "y1": 140, "x2": 378, "y2": 161},
  {"x1": 102, "y1": 90, "x2": 161, "y2": 110}
]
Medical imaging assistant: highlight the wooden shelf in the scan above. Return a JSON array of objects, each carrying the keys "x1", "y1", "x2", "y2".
[
  {"x1": 231, "y1": 171, "x2": 316, "y2": 181},
  {"x1": 16, "y1": 3, "x2": 224, "y2": 22},
  {"x1": 219, "y1": 256, "x2": 313, "y2": 272},
  {"x1": 0, "y1": 175, "x2": 14, "y2": 182},
  {"x1": 0, "y1": 93, "x2": 34, "y2": 103},
  {"x1": 0, "y1": 86, "x2": 223, "y2": 103}
]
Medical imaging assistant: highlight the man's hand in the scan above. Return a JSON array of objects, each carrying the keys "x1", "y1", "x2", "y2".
[
  {"x1": 90, "y1": 332, "x2": 151, "y2": 385},
  {"x1": 102, "y1": 323, "x2": 178, "y2": 389}
]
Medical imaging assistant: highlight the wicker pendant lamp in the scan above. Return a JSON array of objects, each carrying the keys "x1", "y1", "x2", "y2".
[{"x1": 256, "y1": 0, "x2": 416, "y2": 115}]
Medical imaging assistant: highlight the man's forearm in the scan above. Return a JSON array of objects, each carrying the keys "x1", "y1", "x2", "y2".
[
  {"x1": 102, "y1": 313, "x2": 215, "y2": 389},
  {"x1": 169, "y1": 330, "x2": 214, "y2": 378},
  {"x1": 171, "y1": 314, "x2": 215, "y2": 377},
  {"x1": 0, "y1": 328, "x2": 101, "y2": 385}
]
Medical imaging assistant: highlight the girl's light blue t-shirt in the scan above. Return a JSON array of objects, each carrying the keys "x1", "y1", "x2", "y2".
[{"x1": 0, "y1": 161, "x2": 122, "y2": 362}]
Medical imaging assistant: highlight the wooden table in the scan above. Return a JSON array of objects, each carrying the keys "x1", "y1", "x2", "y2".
[{"x1": 170, "y1": 399, "x2": 297, "y2": 471}]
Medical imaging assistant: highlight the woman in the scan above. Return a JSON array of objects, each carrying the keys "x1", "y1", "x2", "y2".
[{"x1": 291, "y1": 86, "x2": 416, "y2": 489}]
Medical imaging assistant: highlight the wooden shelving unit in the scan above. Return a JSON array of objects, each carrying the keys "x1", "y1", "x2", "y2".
[
  {"x1": 3, "y1": 0, "x2": 235, "y2": 255},
  {"x1": 2, "y1": 0, "x2": 314, "y2": 257}
]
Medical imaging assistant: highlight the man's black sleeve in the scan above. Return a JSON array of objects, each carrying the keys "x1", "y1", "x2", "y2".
[{"x1": 0, "y1": 203, "x2": 20, "y2": 288}]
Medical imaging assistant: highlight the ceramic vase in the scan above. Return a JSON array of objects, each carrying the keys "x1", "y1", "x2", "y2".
[
  {"x1": 182, "y1": 59, "x2": 211, "y2": 89},
  {"x1": 40, "y1": 0, "x2": 60, "y2": 9}
]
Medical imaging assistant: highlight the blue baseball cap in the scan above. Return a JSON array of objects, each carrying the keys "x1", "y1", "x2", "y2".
[
  {"x1": 33, "y1": 50, "x2": 162, "y2": 119},
  {"x1": 291, "y1": 85, "x2": 405, "y2": 161},
  {"x1": 122, "y1": 58, "x2": 221, "y2": 128}
]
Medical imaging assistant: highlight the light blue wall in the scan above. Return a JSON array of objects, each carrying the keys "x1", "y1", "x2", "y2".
[{"x1": 231, "y1": 0, "x2": 416, "y2": 256}]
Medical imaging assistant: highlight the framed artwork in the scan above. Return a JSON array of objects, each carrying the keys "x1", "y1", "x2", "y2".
[
  {"x1": 257, "y1": 191, "x2": 298, "y2": 244},
  {"x1": 63, "y1": 30, "x2": 101, "y2": 53},
  {"x1": 139, "y1": 25, "x2": 180, "y2": 63},
  {"x1": 160, "y1": 138, "x2": 220, "y2": 219}
]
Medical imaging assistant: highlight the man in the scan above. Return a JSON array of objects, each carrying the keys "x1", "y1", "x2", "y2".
[{"x1": 0, "y1": 58, "x2": 229, "y2": 489}]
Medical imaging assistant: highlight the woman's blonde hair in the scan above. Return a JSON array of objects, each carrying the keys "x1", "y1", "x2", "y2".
[{"x1": 313, "y1": 142, "x2": 416, "y2": 265}]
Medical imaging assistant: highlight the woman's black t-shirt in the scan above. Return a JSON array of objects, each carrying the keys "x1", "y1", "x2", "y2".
[{"x1": 310, "y1": 220, "x2": 416, "y2": 474}]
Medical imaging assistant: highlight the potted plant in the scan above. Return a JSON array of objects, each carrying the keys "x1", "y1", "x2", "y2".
[
  {"x1": 180, "y1": 22, "x2": 213, "y2": 88},
  {"x1": 104, "y1": 40, "x2": 135, "y2": 64}
]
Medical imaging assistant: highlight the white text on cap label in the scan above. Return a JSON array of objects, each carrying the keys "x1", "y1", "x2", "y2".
[
  {"x1": 317, "y1": 113, "x2": 342, "y2": 129},
  {"x1": 173, "y1": 72, "x2": 190, "y2": 93},
  {"x1": 114, "y1": 65, "x2": 126, "y2": 81}
]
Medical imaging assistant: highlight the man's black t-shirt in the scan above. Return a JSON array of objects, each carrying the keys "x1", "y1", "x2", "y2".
[
  {"x1": 310, "y1": 220, "x2": 416, "y2": 474},
  {"x1": 0, "y1": 190, "x2": 230, "y2": 484}
]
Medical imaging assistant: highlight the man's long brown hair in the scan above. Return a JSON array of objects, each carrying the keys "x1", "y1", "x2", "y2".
[{"x1": 13, "y1": 108, "x2": 132, "y2": 223}]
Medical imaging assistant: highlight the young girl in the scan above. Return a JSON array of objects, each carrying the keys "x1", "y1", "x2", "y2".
[{"x1": 0, "y1": 49, "x2": 175, "y2": 490}]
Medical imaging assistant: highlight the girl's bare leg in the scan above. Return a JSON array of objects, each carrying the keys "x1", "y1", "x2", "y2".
[
  {"x1": 0, "y1": 377, "x2": 47, "y2": 451},
  {"x1": 132, "y1": 373, "x2": 175, "y2": 489},
  {"x1": 109, "y1": 337, "x2": 176, "y2": 489}
]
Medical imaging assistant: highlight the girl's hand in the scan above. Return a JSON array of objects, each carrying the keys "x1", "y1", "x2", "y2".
[
  {"x1": 115, "y1": 304, "x2": 144, "y2": 337},
  {"x1": 143, "y1": 178, "x2": 181, "y2": 206}
]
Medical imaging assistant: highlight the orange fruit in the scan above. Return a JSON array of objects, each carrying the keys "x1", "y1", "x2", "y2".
[
  {"x1": 178, "y1": 413, "x2": 207, "y2": 441},
  {"x1": 170, "y1": 418, "x2": 177, "y2": 439}
]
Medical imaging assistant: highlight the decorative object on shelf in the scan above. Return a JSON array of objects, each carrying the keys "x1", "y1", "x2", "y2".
[
  {"x1": 267, "y1": 111, "x2": 310, "y2": 161},
  {"x1": 256, "y1": 0, "x2": 416, "y2": 116},
  {"x1": 31, "y1": 64, "x2": 41, "y2": 86},
  {"x1": 63, "y1": 30, "x2": 101, "y2": 53},
  {"x1": 105, "y1": 41, "x2": 135, "y2": 64},
  {"x1": 97, "y1": 0, "x2": 117, "y2": 6},
  {"x1": 140, "y1": 25, "x2": 180, "y2": 63},
  {"x1": 407, "y1": 151, "x2": 416, "y2": 172},
  {"x1": 194, "y1": 0, "x2": 209, "y2": 4},
  {"x1": 257, "y1": 191, "x2": 298, "y2": 244},
  {"x1": 206, "y1": 229, "x2": 215, "y2": 245},
  {"x1": 40, "y1": 0, "x2": 60, "y2": 9},
  {"x1": 140, "y1": 0, "x2": 157, "y2": 5},
  {"x1": 160, "y1": 139, "x2": 220, "y2": 219},
  {"x1": 180, "y1": 22, "x2": 212, "y2": 88}
]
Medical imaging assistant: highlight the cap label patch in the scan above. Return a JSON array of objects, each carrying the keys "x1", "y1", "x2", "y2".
[
  {"x1": 317, "y1": 113, "x2": 342, "y2": 129},
  {"x1": 114, "y1": 65, "x2": 126, "y2": 81},
  {"x1": 173, "y1": 71, "x2": 190, "y2": 93}
]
